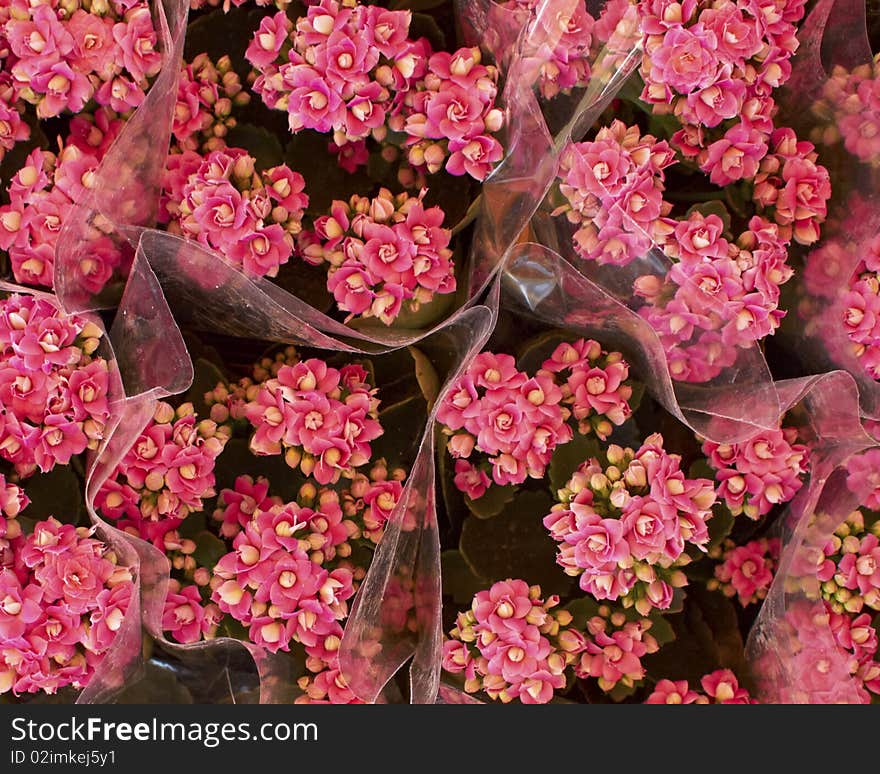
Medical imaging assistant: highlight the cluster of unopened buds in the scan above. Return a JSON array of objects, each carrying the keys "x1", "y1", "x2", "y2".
[
  {"x1": 438, "y1": 341, "x2": 632, "y2": 500},
  {"x1": 0, "y1": 516, "x2": 134, "y2": 696},
  {"x1": 709, "y1": 537, "x2": 780, "y2": 607},
  {"x1": 812, "y1": 509, "x2": 880, "y2": 615},
  {"x1": 811, "y1": 54, "x2": 880, "y2": 166},
  {"x1": 246, "y1": 0, "x2": 504, "y2": 181},
  {"x1": 645, "y1": 669, "x2": 755, "y2": 704},
  {"x1": 544, "y1": 434, "x2": 716, "y2": 613},
  {"x1": 161, "y1": 146, "x2": 308, "y2": 278},
  {"x1": 173, "y1": 54, "x2": 251, "y2": 152},
  {"x1": 300, "y1": 188, "x2": 455, "y2": 324},
  {"x1": 702, "y1": 424, "x2": 809, "y2": 519},
  {"x1": 95, "y1": 401, "x2": 231, "y2": 547},
  {"x1": 0, "y1": 0, "x2": 161, "y2": 120},
  {"x1": 0, "y1": 122, "x2": 124, "y2": 290},
  {"x1": 0, "y1": 294, "x2": 110, "y2": 477}
]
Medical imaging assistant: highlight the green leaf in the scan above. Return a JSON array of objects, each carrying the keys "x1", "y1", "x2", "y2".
[
  {"x1": 371, "y1": 394, "x2": 427, "y2": 466},
  {"x1": 642, "y1": 587, "x2": 745, "y2": 684},
  {"x1": 21, "y1": 465, "x2": 86, "y2": 526},
  {"x1": 224, "y1": 124, "x2": 284, "y2": 170},
  {"x1": 647, "y1": 612, "x2": 676, "y2": 647},
  {"x1": 627, "y1": 380, "x2": 646, "y2": 413},
  {"x1": 177, "y1": 511, "x2": 207, "y2": 541},
  {"x1": 464, "y1": 483, "x2": 517, "y2": 519},
  {"x1": 285, "y1": 131, "x2": 374, "y2": 214},
  {"x1": 608, "y1": 681, "x2": 637, "y2": 702},
  {"x1": 706, "y1": 504, "x2": 735, "y2": 551},
  {"x1": 436, "y1": 431, "x2": 470, "y2": 536},
  {"x1": 408, "y1": 346, "x2": 440, "y2": 408},
  {"x1": 548, "y1": 433, "x2": 602, "y2": 497},
  {"x1": 192, "y1": 530, "x2": 228, "y2": 570},
  {"x1": 685, "y1": 200, "x2": 732, "y2": 235},
  {"x1": 441, "y1": 549, "x2": 490, "y2": 607},
  {"x1": 459, "y1": 490, "x2": 574, "y2": 596}
]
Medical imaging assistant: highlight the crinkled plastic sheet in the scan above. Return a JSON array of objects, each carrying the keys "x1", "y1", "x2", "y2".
[
  {"x1": 776, "y1": 0, "x2": 880, "y2": 420},
  {"x1": 0, "y1": 280, "x2": 157, "y2": 704},
  {"x1": 523, "y1": 0, "x2": 793, "y2": 432},
  {"x1": 47, "y1": 0, "x2": 645, "y2": 703},
  {"x1": 745, "y1": 373, "x2": 877, "y2": 703}
]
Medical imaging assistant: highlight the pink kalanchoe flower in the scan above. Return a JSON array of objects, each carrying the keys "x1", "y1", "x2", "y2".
[
  {"x1": 544, "y1": 434, "x2": 715, "y2": 613},
  {"x1": 96, "y1": 402, "x2": 230, "y2": 544},
  {"x1": 243, "y1": 354, "x2": 382, "y2": 485},
  {"x1": 303, "y1": 188, "x2": 455, "y2": 324},
  {"x1": 163, "y1": 147, "x2": 307, "y2": 279},
  {"x1": 703, "y1": 424, "x2": 809, "y2": 519},
  {"x1": 0, "y1": 295, "x2": 111, "y2": 478},
  {"x1": 847, "y1": 449, "x2": 880, "y2": 509},
  {"x1": 713, "y1": 537, "x2": 781, "y2": 606},
  {"x1": 0, "y1": 516, "x2": 134, "y2": 696}
]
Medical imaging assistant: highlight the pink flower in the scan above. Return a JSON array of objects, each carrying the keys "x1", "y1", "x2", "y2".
[
  {"x1": 646, "y1": 24, "x2": 719, "y2": 96},
  {"x1": 162, "y1": 584, "x2": 208, "y2": 644},
  {"x1": 453, "y1": 460, "x2": 490, "y2": 500}
]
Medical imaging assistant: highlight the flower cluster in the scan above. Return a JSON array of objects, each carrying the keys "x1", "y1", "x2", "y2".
[
  {"x1": 0, "y1": 517, "x2": 134, "y2": 696},
  {"x1": 395, "y1": 48, "x2": 504, "y2": 181},
  {"x1": 636, "y1": 212, "x2": 794, "y2": 382},
  {"x1": 442, "y1": 580, "x2": 663, "y2": 703},
  {"x1": 811, "y1": 55, "x2": 880, "y2": 166},
  {"x1": 173, "y1": 54, "x2": 251, "y2": 153},
  {"x1": 240, "y1": 354, "x2": 383, "y2": 485},
  {"x1": 702, "y1": 424, "x2": 809, "y2": 519},
  {"x1": 709, "y1": 537, "x2": 780, "y2": 607},
  {"x1": 246, "y1": 0, "x2": 504, "y2": 181},
  {"x1": 645, "y1": 669, "x2": 755, "y2": 703},
  {"x1": 438, "y1": 340, "x2": 632, "y2": 499},
  {"x1": 160, "y1": 147, "x2": 308, "y2": 278},
  {"x1": 0, "y1": 294, "x2": 110, "y2": 478},
  {"x1": 557, "y1": 120, "x2": 676, "y2": 268},
  {"x1": 1, "y1": 1, "x2": 161, "y2": 119},
  {"x1": 301, "y1": 188, "x2": 455, "y2": 324},
  {"x1": 210, "y1": 501, "x2": 356, "y2": 655},
  {"x1": 841, "y1": 237, "x2": 880, "y2": 381},
  {"x1": 441, "y1": 579, "x2": 585, "y2": 704},
  {"x1": 499, "y1": 0, "x2": 596, "y2": 100},
  {"x1": 95, "y1": 402, "x2": 231, "y2": 547},
  {"x1": 0, "y1": 123, "x2": 124, "y2": 290},
  {"x1": 543, "y1": 434, "x2": 716, "y2": 613},
  {"x1": 555, "y1": 117, "x2": 814, "y2": 382},
  {"x1": 638, "y1": 0, "x2": 830, "y2": 242},
  {"x1": 573, "y1": 607, "x2": 659, "y2": 692},
  {"x1": 846, "y1": 448, "x2": 880, "y2": 510},
  {"x1": 812, "y1": 509, "x2": 880, "y2": 615}
]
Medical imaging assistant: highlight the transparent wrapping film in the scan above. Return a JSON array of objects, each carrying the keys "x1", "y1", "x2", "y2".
[{"x1": 776, "y1": 0, "x2": 880, "y2": 421}]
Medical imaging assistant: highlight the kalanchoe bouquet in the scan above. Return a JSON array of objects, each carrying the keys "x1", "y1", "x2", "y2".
[
  {"x1": 0, "y1": 293, "x2": 111, "y2": 478},
  {"x1": 434, "y1": 315, "x2": 816, "y2": 705},
  {"x1": 535, "y1": 0, "x2": 832, "y2": 384},
  {"x1": 0, "y1": 496, "x2": 135, "y2": 697},
  {"x1": 437, "y1": 338, "x2": 633, "y2": 501},
  {"x1": 92, "y1": 335, "x2": 433, "y2": 704}
]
